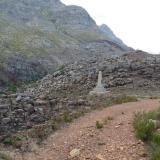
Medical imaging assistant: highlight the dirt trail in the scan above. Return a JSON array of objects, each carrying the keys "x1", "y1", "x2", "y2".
[{"x1": 15, "y1": 99, "x2": 159, "y2": 160}]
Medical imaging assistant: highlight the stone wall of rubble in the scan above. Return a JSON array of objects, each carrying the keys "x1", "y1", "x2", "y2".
[{"x1": 0, "y1": 93, "x2": 90, "y2": 139}]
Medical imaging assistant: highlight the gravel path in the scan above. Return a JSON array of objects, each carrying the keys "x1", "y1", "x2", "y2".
[{"x1": 15, "y1": 99, "x2": 159, "y2": 160}]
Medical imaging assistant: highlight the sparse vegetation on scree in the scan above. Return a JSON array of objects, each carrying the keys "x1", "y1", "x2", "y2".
[
  {"x1": 133, "y1": 108, "x2": 160, "y2": 160},
  {"x1": 96, "y1": 116, "x2": 114, "y2": 129},
  {"x1": 90, "y1": 95, "x2": 138, "y2": 108}
]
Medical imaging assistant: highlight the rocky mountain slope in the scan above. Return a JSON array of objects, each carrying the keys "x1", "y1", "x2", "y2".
[
  {"x1": 0, "y1": 0, "x2": 131, "y2": 85},
  {"x1": 0, "y1": 51, "x2": 160, "y2": 137}
]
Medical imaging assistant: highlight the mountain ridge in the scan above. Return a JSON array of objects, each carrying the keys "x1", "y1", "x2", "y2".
[{"x1": 0, "y1": 0, "x2": 132, "y2": 85}]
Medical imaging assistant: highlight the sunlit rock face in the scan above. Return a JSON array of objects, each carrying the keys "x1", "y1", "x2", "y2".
[{"x1": 0, "y1": 0, "x2": 131, "y2": 85}]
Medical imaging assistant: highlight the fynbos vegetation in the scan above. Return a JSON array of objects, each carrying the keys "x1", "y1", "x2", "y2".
[{"x1": 133, "y1": 108, "x2": 160, "y2": 160}]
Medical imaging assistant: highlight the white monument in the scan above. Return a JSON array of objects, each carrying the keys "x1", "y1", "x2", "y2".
[{"x1": 89, "y1": 71, "x2": 108, "y2": 95}]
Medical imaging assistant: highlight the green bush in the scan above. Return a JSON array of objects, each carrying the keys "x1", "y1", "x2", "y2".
[
  {"x1": 96, "y1": 121, "x2": 104, "y2": 129},
  {"x1": 7, "y1": 84, "x2": 17, "y2": 93},
  {"x1": 3, "y1": 137, "x2": 13, "y2": 146},
  {"x1": 152, "y1": 133, "x2": 160, "y2": 145},
  {"x1": 151, "y1": 147, "x2": 160, "y2": 160},
  {"x1": 3, "y1": 135, "x2": 24, "y2": 148},
  {"x1": 133, "y1": 108, "x2": 160, "y2": 160},
  {"x1": 133, "y1": 112, "x2": 155, "y2": 141}
]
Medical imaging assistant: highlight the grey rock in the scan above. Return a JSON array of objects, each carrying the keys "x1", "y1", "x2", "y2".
[
  {"x1": 16, "y1": 95, "x2": 22, "y2": 102},
  {"x1": 16, "y1": 109, "x2": 24, "y2": 114},
  {"x1": 25, "y1": 104, "x2": 35, "y2": 113},
  {"x1": 34, "y1": 100, "x2": 48, "y2": 106},
  {"x1": 0, "y1": 104, "x2": 10, "y2": 109},
  {"x1": 2, "y1": 118, "x2": 11, "y2": 124},
  {"x1": 30, "y1": 114, "x2": 45, "y2": 123}
]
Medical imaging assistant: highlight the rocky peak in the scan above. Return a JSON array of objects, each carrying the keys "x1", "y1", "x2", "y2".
[
  {"x1": 99, "y1": 24, "x2": 129, "y2": 50},
  {"x1": 100, "y1": 24, "x2": 115, "y2": 36}
]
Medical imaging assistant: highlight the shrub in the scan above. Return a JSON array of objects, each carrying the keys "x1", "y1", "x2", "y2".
[
  {"x1": 72, "y1": 111, "x2": 85, "y2": 119},
  {"x1": 113, "y1": 95, "x2": 138, "y2": 104},
  {"x1": 152, "y1": 133, "x2": 160, "y2": 145},
  {"x1": 49, "y1": 121, "x2": 58, "y2": 131},
  {"x1": 150, "y1": 96, "x2": 159, "y2": 100},
  {"x1": 0, "y1": 153, "x2": 12, "y2": 160},
  {"x1": 107, "y1": 116, "x2": 114, "y2": 121},
  {"x1": 103, "y1": 116, "x2": 113, "y2": 125},
  {"x1": 96, "y1": 121, "x2": 104, "y2": 129},
  {"x1": 3, "y1": 135, "x2": 24, "y2": 148},
  {"x1": 3, "y1": 137, "x2": 13, "y2": 146},
  {"x1": 7, "y1": 84, "x2": 17, "y2": 93},
  {"x1": 133, "y1": 112, "x2": 155, "y2": 141},
  {"x1": 151, "y1": 147, "x2": 160, "y2": 160},
  {"x1": 63, "y1": 112, "x2": 73, "y2": 123},
  {"x1": 133, "y1": 108, "x2": 160, "y2": 160}
]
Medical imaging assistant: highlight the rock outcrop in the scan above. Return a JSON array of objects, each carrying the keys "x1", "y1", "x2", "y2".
[
  {"x1": 0, "y1": 0, "x2": 131, "y2": 85},
  {"x1": 29, "y1": 50, "x2": 160, "y2": 99}
]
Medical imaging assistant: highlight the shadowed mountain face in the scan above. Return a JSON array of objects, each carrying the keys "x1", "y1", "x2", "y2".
[{"x1": 0, "y1": 0, "x2": 132, "y2": 85}]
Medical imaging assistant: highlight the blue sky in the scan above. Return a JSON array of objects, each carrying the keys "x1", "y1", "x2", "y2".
[{"x1": 62, "y1": 0, "x2": 160, "y2": 54}]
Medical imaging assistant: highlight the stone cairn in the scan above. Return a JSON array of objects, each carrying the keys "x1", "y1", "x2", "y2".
[{"x1": 89, "y1": 71, "x2": 109, "y2": 95}]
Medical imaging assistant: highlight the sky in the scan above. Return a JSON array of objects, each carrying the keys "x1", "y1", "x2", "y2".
[{"x1": 62, "y1": 0, "x2": 160, "y2": 54}]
